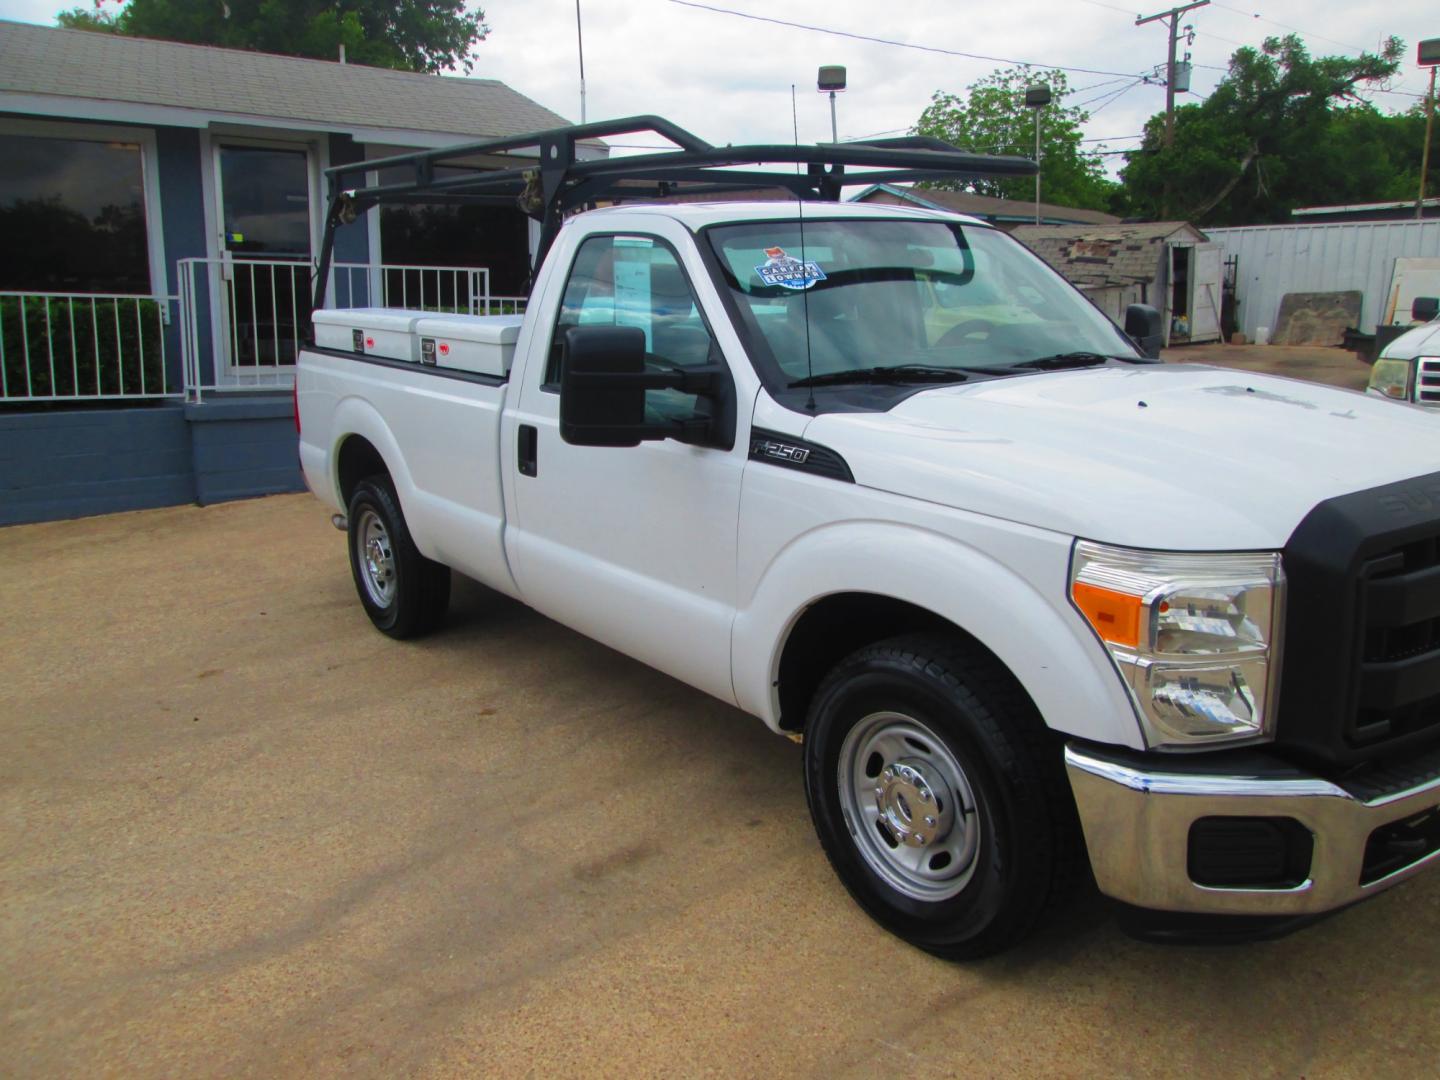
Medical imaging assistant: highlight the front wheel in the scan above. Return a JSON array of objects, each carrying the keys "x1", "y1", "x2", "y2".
[
  {"x1": 803, "y1": 634, "x2": 1082, "y2": 959},
  {"x1": 346, "y1": 475, "x2": 450, "y2": 639}
]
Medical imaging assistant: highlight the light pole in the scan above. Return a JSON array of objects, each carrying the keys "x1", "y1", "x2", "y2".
[
  {"x1": 576, "y1": 0, "x2": 587, "y2": 124},
  {"x1": 818, "y1": 65, "x2": 846, "y2": 142},
  {"x1": 1024, "y1": 84, "x2": 1052, "y2": 225},
  {"x1": 1418, "y1": 38, "x2": 1439, "y2": 221}
]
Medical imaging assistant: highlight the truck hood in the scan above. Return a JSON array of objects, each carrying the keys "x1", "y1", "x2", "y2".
[
  {"x1": 1380, "y1": 320, "x2": 1440, "y2": 362},
  {"x1": 803, "y1": 364, "x2": 1440, "y2": 550}
]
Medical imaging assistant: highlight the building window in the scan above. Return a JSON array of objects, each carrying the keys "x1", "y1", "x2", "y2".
[
  {"x1": 372, "y1": 157, "x2": 530, "y2": 298},
  {"x1": 0, "y1": 133, "x2": 151, "y2": 294}
]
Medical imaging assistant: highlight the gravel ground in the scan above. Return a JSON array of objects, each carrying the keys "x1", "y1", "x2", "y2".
[{"x1": 3, "y1": 347, "x2": 1437, "y2": 1077}]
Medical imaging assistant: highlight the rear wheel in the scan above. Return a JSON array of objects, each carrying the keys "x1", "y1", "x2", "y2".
[
  {"x1": 803, "y1": 634, "x2": 1082, "y2": 959},
  {"x1": 346, "y1": 476, "x2": 450, "y2": 638}
]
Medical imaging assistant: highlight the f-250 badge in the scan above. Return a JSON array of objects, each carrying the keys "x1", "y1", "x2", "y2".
[
  {"x1": 752, "y1": 437, "x2": 810, "y2": 464},
  {"x1": 755, "y1": 246, "x2": 826, "y2": 290}
]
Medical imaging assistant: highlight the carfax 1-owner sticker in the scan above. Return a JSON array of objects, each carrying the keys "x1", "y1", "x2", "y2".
[{"x1": 755, "y1": 246, "x2": 827, "y2": 290}]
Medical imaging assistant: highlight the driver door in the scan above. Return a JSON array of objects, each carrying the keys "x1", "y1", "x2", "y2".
[{"x1": 505, "y1": 230, "x2": 747, "y2": 705}]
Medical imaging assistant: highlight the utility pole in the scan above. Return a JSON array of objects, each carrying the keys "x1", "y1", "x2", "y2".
[
  {"x1": 1136, "y1": 1, "x2": 1208, "y2": 148},
  {"x1": 1137, "y1": 0, "x2": 1209, "y2": 217},
  {"x1": 1419, "y1": 38, "x2": 1440, "y2": 220}
]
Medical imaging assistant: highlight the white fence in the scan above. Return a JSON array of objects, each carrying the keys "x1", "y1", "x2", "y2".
[
  {"x1": 0, "y1": 291, "x2": 181, "y2": 403},
  {"x1": 1206, "y1": 219, "x2": 1440, "y2": 339},
  {"x1": 178, "y1": 257, "x2": 514, "y2": 402},
  {"x1": 3, "y1": 260, "x2": 520, "y2": 405}
]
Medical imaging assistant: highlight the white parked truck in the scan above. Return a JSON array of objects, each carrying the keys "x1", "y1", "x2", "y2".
[
  {"x1": 298, "y1": 120, "x2": 1440, "y2": 957},
  {"x1": 1368, "y1": 295, "x2": 1440, "y2": 407}
]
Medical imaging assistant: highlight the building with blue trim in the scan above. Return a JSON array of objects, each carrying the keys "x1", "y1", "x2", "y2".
[{"x1": 0, "y1": 20, "x2": 587, "y2": 525}]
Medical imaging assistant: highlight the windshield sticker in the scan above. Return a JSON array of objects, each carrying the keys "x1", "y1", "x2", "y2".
[{"x1": 755, "y1": 246, "x2": 827, "y2": 290}]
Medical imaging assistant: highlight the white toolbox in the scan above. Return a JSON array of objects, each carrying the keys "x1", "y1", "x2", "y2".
[
  {"x1": 413, "y1": 315, "x2": 524, "y2": 378},
  {"x1": 313, "y1": 308, "x2": 426, "y2": 363}
]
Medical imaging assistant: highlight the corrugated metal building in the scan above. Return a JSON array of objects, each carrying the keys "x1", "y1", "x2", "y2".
[{"x1": 1205, "y1": 219, "x2": 1440, "y2": 341}]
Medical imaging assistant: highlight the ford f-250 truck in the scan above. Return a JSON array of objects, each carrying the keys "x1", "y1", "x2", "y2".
[
  {"x1": 298, "y1": 119, "x2": 1440, "y2": 957},
  {"x1": 1368, "y1": 296, "x2": 1440, "y2": 408}
]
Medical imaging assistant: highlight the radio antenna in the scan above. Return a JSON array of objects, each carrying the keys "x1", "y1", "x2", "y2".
[{"x1": 793, "y1": 84, "x2": 816, "y2": 411}]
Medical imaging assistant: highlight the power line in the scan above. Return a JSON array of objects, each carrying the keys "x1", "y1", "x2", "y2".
[
  {"x1": 1208, "y1": 2, "x2": 1368, "y2": 54},
  {"x1": 1072, "y1": 77, "x2": 1147, "y2": 109},
  {"x1": 664, "y1": 0, "x2": 1148, "y2": 79},
  {"x1": 1088, "y1": 79, "x2": 1148, "y2": 116}
]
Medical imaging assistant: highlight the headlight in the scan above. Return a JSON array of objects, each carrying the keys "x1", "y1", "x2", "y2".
[
  {"x1": 1367, "y1": 358, "x2": 1413, "y2": 401},
  {"x1": 1069, "y1": 541, "x2": 1285, "y2": 748}
]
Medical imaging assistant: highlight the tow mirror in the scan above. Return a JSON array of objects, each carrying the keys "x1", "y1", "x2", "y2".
[
  {"x1": 1412, "y1": 296, "x2": 1439, "y2": 323},
  {"x1": 1124, "y1": 303, "x2": 1164, "y2": 359},
  {"x1": 559, "y1": 325, "x2": 733, "y2": 448}
]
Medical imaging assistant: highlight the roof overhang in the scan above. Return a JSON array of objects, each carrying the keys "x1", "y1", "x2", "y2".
[{"x1": 0, "y1": 90, "x2": 570, "y2": 152}]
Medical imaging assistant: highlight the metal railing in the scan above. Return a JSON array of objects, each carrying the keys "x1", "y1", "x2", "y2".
[
  {"x1": 0, "y1": 291, "x2": 180, "y2": 403},
  {"x1": 332, "y1": 262, "x2": 491, "y2": 315},
  {"x1": 178, "y1": 256, "x2": 309, "y2": 398},
  {"x1": 2, "y1": 260, "x2": 510, "y2": 405},
  {"x1": 180, "y1": 257, "x2": 501, "y2": 401}
]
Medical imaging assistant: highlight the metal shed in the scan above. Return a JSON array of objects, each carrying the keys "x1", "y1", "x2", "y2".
[{"x1": 1205, "y1": 219, "x2": 1440, "y2": 341}]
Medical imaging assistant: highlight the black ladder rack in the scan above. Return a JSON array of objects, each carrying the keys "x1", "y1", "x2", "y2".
[{"x1": 314, "y1": 114, "x2": 1038, "y2": 309}]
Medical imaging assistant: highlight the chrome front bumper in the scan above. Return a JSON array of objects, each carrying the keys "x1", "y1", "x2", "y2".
[{"x1": 1065, "y1": 742, "x2": 1440, "y2": 915}]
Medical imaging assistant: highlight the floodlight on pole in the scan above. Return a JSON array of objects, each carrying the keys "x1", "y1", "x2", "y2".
[
  {"x1": 1025, "y1": 84, "x2": 1052, "y2": 225},
  {"x1": 818, "y1": 65, "x2": 846, "y2": 143}
]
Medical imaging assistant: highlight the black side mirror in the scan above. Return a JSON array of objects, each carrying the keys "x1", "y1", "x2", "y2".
[
  {"x1": 1124, "y1": 303, "x2": 1164, "y2": 359},
  {"x1": 559, "y1": 325, "x2": 646, "y2": 446},
  {"x1": 559, "y1": 325, "x2": 734, "y2": 448},
  {"x1": 1413, "y1": 296, "x2": 1439, "y2": 323}
]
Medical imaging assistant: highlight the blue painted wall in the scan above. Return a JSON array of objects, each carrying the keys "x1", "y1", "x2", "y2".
[
  {"x1": 1, "y1": 399, "x2": 303, "y2": 526},
  {"x1": 329, "y1": 133, "x2": 371, "y2": 266},
  {"x1": 154, "y1": 127, "x2": 208, "y2": 392},
  {"x1": 185, "y1": 397, "x2": 302, "y2": 505},
  {"x1": 0, "y1": 405, "x2": 196, "y2": 525}
]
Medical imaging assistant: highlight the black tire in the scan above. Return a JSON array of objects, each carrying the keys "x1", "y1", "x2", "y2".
[
  {"x1": 803, "y1": 633, "x2": 1082, "y2": 959},
  {"x1": 346, "y1": 475, "x2": 450, "y2": 639}
]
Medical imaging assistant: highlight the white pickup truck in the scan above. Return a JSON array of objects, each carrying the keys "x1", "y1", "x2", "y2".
[
  {"x1": 1368, "y1": 296, "x2": 1440, "y2": 407},
  {"x1": 298, "y1": 122, "x2": 1440, "y2": 957}
]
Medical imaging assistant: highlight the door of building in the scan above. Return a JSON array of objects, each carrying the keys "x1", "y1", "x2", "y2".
[
  {"x1": 212, "y1": 143, "x2": 315, "y2": 373},
  {"x1": 1189, "y1": 242, "x2": 1223, "y2": 343}
]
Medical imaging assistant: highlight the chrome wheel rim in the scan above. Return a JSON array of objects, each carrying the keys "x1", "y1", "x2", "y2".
[
  {"x1": 838, "y1": 711, "x2": 981, "y2": 902},
  {"x1": 355, "y1": 509, "x2": 396, "y2": 608}
]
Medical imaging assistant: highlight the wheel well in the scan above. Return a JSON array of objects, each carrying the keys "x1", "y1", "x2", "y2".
[
  {"x1": 337, "y1": 435, "x2": 389, "y2": 508},
  {"x1": 776, "y1": 593, "x2": 976, "y2": 732}
]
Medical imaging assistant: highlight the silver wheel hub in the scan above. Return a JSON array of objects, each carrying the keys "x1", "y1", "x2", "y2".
[
  {"x1": 838, "y1": 711, "x2": 982, "y2": 902},
  {"x1": 355, "y1": 509, "x2": 396, "y2": 607},
  {"x1": 875, "y1": 760, "x2": 952, "y2": 848}
]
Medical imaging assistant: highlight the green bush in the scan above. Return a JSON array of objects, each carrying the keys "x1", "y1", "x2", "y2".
[{"x1": 0, "y1": 295, "x2": 168, "y2": 400}]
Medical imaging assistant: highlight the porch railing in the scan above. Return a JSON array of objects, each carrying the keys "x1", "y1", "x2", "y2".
[
  {"x1": 332, "y1": 262, "x2": 491, "y2": 315},
  {"x1": 0, "y1": 291, "x2": 180, "y2": 403},
  {"x1": 2, "y1": 261, "x2": 520, "y2": 405}
]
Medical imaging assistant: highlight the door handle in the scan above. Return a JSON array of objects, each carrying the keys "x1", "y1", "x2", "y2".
[{"x1": 518, "y1": 424, "x2": 538, "y2": 477}]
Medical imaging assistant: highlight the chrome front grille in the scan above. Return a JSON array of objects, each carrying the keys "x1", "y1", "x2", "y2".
[{"x1": 1419, "y1": 358, "x2": 1440, "y2": 405}]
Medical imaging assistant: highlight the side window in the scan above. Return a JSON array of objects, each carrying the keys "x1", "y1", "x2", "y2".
[{"x1": 544, "y1": 235, "x2": 717, "y2": 416}]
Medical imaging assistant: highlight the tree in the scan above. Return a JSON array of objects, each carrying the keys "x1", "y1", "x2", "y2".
[
  {"x1": 913, "y1": 67, "x2": 1118, "y2": 212},
  {"x1": 1119, "y1": 34, "x2": 1404, "y2": 225},
  {"x1": 56, "y1": 0, "x2": 489, "y2": 74}
]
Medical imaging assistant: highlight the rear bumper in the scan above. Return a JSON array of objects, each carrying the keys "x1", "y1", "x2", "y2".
[{"x1": 1065, "y1": 742, "x2": 1440, "y2": 916}]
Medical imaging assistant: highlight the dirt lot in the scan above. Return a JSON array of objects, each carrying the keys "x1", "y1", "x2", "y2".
[
  {"x1": 1162, "y1": 341, "x2": 1373, "y2": 391},
  {"x1": 4, "y1": 349, "x2": 1437, "y2": 1077}
]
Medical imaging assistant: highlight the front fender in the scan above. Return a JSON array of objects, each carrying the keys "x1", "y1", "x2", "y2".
[{"x1": 731, "y1": 520, "x2": 1145, "y2": 749}]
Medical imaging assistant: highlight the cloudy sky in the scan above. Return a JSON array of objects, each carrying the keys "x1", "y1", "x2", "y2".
[{"x1": 2, "y1": 0, "x2": 1433, "y2": 171}]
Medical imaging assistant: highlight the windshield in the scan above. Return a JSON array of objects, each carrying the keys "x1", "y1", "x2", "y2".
[{"x1": 705, "y1": 218, "x2": 1139, "y2": 387}]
